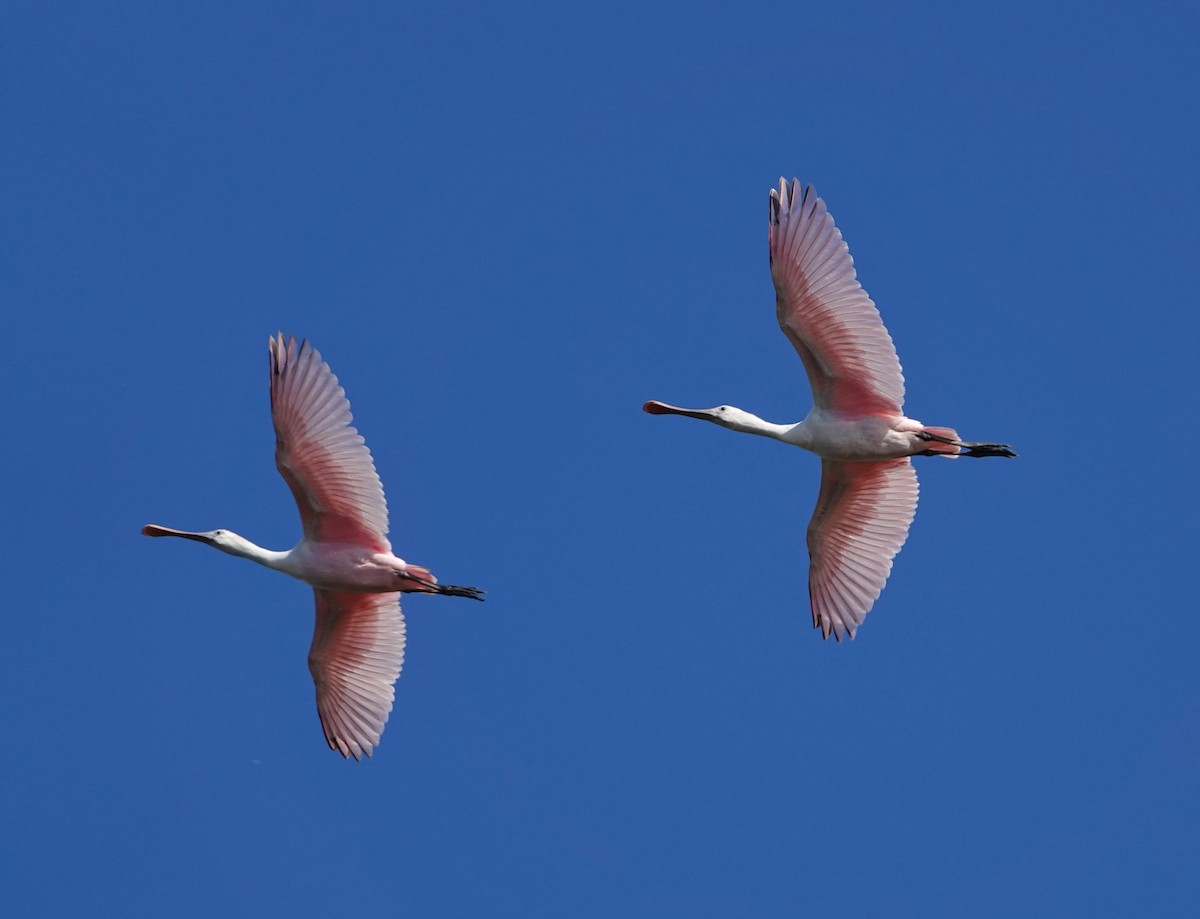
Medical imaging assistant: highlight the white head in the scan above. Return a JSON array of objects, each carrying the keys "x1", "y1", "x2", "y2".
[{"x1": 643, "y1": 400, "x2": 778, "y2": 437}]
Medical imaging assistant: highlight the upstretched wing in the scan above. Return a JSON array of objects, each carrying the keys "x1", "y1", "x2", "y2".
[
  {"x1": 308, "y1": 589, "x2": 407, "y2": 760},
  {"x1": 269, "y1": 334, "x2": 390, "y2": 550},
  {"x1": 769, "y1": 179, "x2": 905, "y2": 417},
  {"x1": 807, "y1": 459, "x2": 918, "y2": 640}
]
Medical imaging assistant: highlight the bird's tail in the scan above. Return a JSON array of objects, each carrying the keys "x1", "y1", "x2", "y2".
[{"x1": 919, "y1": 425, "x2": 963, "y2": 458}]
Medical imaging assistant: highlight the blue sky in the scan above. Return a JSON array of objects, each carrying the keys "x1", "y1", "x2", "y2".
[{"x1": 2, "y1": 2, "x2": 1196, "y2": 916}]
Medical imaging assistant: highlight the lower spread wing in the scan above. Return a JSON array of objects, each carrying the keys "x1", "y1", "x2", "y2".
[
  {"x1": 769, "y1": 179, "x2": 905, "y2": 417},
  {"x1": 270, "y1": 334, "x2": 390, "y2": 550},
  {"x1": 308, "y1": 589, "x2": 407, "y2": 760},
  {"x1": 807, "y1": 458, "x2": 918, "y2": 641}
]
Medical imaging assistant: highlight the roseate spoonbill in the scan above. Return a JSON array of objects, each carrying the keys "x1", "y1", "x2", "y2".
[
  {"x1": 645, "y1": 179, "x2": 1015, "y2": 640},
  {"x1": 143, "y1": 335, "x2": 483, "y2": 759}
]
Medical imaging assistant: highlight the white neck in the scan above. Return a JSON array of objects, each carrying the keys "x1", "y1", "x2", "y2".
[
  {"x1": 718, "y1": 408, "x2": 800, "y2": 442},
  {"x1": 779, "y1": 418, "x2": 816, "y2": 451},
  {"x1": 212, "y1": 532, "x2": 291, "y2": 571},
  {"x1": 716, "y1": 409, "x2": 825, "y2": 455}
]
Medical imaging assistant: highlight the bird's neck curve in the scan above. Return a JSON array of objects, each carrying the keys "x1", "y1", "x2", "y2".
[
  {"x1": 214, "y1": 532, "x2": 291, "y2": 572},
  {"x1": 724, "y1": 410, "x2": 796, "y2": 442},
  {"x1": 780, "y1": 417, "x2": 817, "y2": 451}
]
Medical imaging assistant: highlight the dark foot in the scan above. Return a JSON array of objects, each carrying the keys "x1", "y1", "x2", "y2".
[
  {"x1": 916, "y1": 431, "x2": 1016, "y2": 458},
  {"x1": 398, "y1": 571, "x2": 485, "y2": 600},
  {"x1": 436, "y1": 583, "x2": 486, "y2": 601},
  {"x1": 958, "y1": 442, "x2": 1018, "y2": 458}
]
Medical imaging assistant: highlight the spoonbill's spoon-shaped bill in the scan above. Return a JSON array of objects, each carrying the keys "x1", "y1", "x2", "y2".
[
  {"x1": 143, "y1": 335, "x2": 483, "y2": 759},
  {"x1": 644, "y1": 179, "x2": 1015, "y2": 640}
]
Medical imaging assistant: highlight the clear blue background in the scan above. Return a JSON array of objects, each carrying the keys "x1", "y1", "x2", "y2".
[{"x1": 3, "y1": 2, "x2": 1196, "y2": 916}]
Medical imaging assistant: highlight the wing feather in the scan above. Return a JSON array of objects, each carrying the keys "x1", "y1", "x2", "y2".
[
  {"x1": 769, "y1": 179, "x2": 905, "y2": 416},
  {"x1": 269, "y1": 334, "x2": 390, "y2": 550},
  {"x1": 308, "y1": 589, "x2": 407, "y2": 760},
  {"x1": 807, "y1": 459, "x2": 918, "y2": 640}
]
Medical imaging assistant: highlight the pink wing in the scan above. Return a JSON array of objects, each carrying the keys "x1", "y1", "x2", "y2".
[
  {"x1": 769, "y1": 179, "x2": 905, "y2": 416},
  {"x1": 807, "y1": 458, "x2": 918, "y2": 640},
  {"x1": 269, "y1": 334, "x2": 390, "y2": 550},
  {"x1": 309, "y1": 589, "x2": 407, "y2": 760}
]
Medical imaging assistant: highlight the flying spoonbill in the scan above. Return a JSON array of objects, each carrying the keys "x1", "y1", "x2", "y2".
[
  {"x1": 645, "y1": 179, "x2": 1014, "y2": 640},
  {"x1": 143, "y1": 334, "x2": 483, "y2": 758}
]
